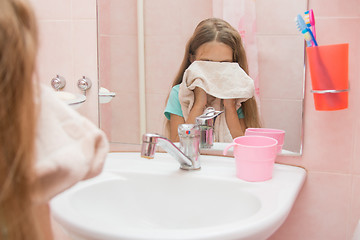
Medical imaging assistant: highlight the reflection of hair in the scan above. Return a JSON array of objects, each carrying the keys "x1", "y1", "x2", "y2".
[
  {"x1": 165, "y1": 18, "x2": 261, "y2": 136},
  {"x1": 0, "y1": 0, "x2": 42, "y2": 239}
]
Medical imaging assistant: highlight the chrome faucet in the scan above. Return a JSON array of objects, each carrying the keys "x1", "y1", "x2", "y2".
[
  {"x1": 141, "y1": 124, "x2": 201, "y2": 170},
  {"x1": 196, "y1": 107, "x2": 223, "y2": 149}
]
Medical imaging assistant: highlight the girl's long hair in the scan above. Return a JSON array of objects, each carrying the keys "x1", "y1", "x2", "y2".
[
  {"x1": 164, "y1": 18, "x2": 261, "y2": 136},
  {"x1": 0, "y1": 0, "x2": 43, "y2": 239}
]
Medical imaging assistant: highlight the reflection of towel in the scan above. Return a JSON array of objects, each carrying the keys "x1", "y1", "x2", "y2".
[
  {"x1": 179, "y1": 61, "x2": 254, "y2": 142},
  {"x1": 34, "y1": 85, "x2": 109, "y2": 202}
]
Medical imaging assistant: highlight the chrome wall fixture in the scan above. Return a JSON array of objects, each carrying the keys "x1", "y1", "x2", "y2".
[
  {"x1": 51, "y1": 74, "x2": 66, "y2": 90},
  {"x1": 77, "y1": 76, "x2": 92, "y2": 95}
]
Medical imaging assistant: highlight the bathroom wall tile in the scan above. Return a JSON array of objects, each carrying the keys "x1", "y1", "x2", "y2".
[
  {"x1": 99, "y1": 102, "x2": 112, "y2": 140},
  {"x1": 110, "y1": 143, "x2": 141, "y2": 152},
  {"x1": 146, "y1": 93, "x2": 169, "y2": 135},
  {"x1": 257, "y1": 35, "x2": 304, "y2": 100},
  {"x1": 98, "y1": 34, "x2": 138, "y2": 137},
  {"x1": 212, "y1": 0, "x2": 223, "y2": 18},
  {"x1": 98, "y1": 36, "x2": 112, "y2": 88},
  {"x1": 309, "y1": 0, "x2": 360, "y2": 17},
  {"x1": 256, "y1": 0, "x2": 307, "y2": 35},
  {"x1": 73, "y1": 20, "x2": 98, "y2": 84},
  {"x1": 352, "y1": 113, "x2": 360, "y2": 175},
  {"x1": 110, "y1": 91, "x2": 140, "y2": 144},
  {"x1": 145, "y1": 35, "x2": 187, "y2": 95},
  {"x1": 73, "y1": 20, "x2": 99, "y2": 125},
  {"x1": 269, "y1": 172, "x2": 351, "y2": 240},
  {"x1": 29, "y1": 0, "x2": 71, "y2": 20},
  {"x1": 98, "y1": 0, "x2": 137, "y2": 36},
  {"x1": 72, "y1": 0, "x2": 97, "y2": 19},
  {"x1": 97, "y1": 0, "x2": 110, "y2": 35},
  {"x1": 348, "y1": 175, "x2": 360, "y2": 239},
  {"x1": 315, "y1": 18, "x2": 360, "y2": 50},
  {"x1": 179, "y1": 0, "x2": 213, "y2": 37},
  {"x1": 76, "y1": 94, "x2": 99, "y2": 127},
  {"x1": 144, "y1": 0, "x2": 212, "y2": 95},
  {"x1": 340, "y1": 19, "x2": 360, "y2": 176},
  {"x1": 98, "y1": 36, "x2": 139, "y2": 94},
  {"x1": 304, "y1": 113, "x2": 354, "y2": 173},
  {"x1": 260, "y1": 99, "x2": 303, "y2": 153},
  {"x1": 99, "y1": 30, "x2": 140, "y2": 143},
  {"x1": 36, "y1": 20, "x2": 74, "y2": 88},
  {"x1": 301, "y1": 96, "x2": 355, "y2": 173},
  {"x1": 144, "y1": 0, "x2": 183, "y2": 36}
]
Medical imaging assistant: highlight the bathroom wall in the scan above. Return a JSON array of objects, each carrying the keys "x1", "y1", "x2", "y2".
[
  {"x1": 29, "y1": 0, "x2": 99, "y2": 125},
  {"x1": 272, "y1": 0, "x2": 360, "y2": 239},
  {"x1": 31, "y1": 0, "x2": 360, "y2": 239}
]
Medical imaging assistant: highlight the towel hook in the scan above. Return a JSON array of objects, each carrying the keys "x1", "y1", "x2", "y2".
[
  {"x1": 51, "y1": 74, "x2": 66, "y2": 91},
  {"x1": 77, "y1": 76, "x2": 92, "y2": 95}
]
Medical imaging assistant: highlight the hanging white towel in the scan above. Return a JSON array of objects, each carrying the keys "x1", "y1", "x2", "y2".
[{"x1": 34, "y1": 85, "x2": 109, "y2": 202}]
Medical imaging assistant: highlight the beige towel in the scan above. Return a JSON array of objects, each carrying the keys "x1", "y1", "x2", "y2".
[
  {"x1": 179, "y1": 61, "x2": 254, "y2": 142},
  {"x1": 34, "y1": 85, "x2": 109, "y2": 202}
]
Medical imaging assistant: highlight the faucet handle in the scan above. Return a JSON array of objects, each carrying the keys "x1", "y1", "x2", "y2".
[
  {"x1": 178, "y1": 124, "x2": 200, "y2": 138},
  {"x1": 196, "y1": 107, "x2": 223, "y2": 127},
  {"x1": 196, "y1": 107, "x2": 223, "y2": 149},
  {"x1": 204, "y1": 107, "x2": 223, "y2": 118}
]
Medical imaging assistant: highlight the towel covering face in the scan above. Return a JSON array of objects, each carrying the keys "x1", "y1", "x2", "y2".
[{"x1": 179, "y1": 61, "x2": 254, "y2": 142}]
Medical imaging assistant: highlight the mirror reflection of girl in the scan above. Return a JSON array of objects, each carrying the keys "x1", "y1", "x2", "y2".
[{"x1": 164, "y1": 18, "x2": 261, "y2": 142}]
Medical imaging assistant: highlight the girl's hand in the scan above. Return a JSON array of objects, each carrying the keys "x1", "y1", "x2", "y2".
[
  {"x1": 186, "y1": 87, "x2": 207, "y2": 126},
  {"x1": 222, "y1": 98, "x2": 245, "y2": 138},
  {"x1": 223, "y1": 99, "x2": 236, "y2": 110},
  {"x1": 193, "y1": 87, "x2": 207, "y2": 109}
]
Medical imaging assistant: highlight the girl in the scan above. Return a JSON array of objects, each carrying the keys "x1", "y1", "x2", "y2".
[
  {"x1": 164, "y1": 18, "x2": 261, "y2": 142},
  {"x1": 0, "y1": 1, "x2": 108, "y2": 239},
  {"x1": 0, "y1": 0, "x2": 44, "y2": 238}
]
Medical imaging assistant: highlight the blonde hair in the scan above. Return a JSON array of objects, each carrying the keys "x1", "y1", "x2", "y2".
[
  {"x1": 165, "y1": 18, "x2": 261, "y2": 136},
  {"x1": 0, "y1": 0, "x2": 43, "y2": 239}
]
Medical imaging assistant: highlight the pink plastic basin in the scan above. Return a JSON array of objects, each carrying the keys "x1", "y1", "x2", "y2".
[
  {"x1": 223, "y1": 136, "x2": 278, "y2": 182},
  {"x1": 245, "y1": 128, "x2": 285, "y2": 153}
]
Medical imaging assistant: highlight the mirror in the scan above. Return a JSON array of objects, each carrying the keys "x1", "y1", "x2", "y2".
[{"x1": 97, "y1": 0, "x2": 306, "y2": 155}]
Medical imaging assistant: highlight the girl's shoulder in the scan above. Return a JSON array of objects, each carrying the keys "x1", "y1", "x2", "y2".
[
  {"x1": 169, "y1": 84, "x2": 180, "y2": 100},
  {"x1": 172, "y1": 84, "x2": 180, "y2": 92}
]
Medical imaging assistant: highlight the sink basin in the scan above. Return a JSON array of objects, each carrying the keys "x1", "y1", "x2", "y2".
[{"x1": 50, "y1": 152, "x2": 306, "y2": 240}]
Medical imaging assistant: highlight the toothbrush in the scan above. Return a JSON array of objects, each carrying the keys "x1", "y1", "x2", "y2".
[
  {"x1": 304, "y1": 9, "x2": 316, "y2": 40},
  {"x1": 295, "y1": 14, "x2": 318, "y2": 47},
  {"x1": 295, "y1": 14, "x2": 313, "y2": 47}
]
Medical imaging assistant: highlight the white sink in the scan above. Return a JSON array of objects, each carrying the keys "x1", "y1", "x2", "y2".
[{"x1": 50, "y1": 152, "x2": 306, "y2": 240}]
